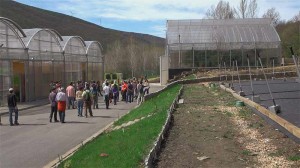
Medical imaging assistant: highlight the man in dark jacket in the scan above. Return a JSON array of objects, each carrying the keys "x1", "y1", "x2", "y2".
[
  {"x1": 7, "y1": 88, "x2": 19, "y2": 126},
  {"x1": 49, "y1": 87, "x2": 59, "y2": 122}
]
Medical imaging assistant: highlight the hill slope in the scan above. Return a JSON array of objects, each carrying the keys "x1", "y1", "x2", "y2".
[{"x1": 0, "y1": 0, "x2": 165, "y2": 53}]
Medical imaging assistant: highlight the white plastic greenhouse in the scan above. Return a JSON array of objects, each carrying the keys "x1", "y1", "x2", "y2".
[
  {"x1": 0, "y1": 17, "x2": 104, "y2": 106},
  {"x1": 161, "y1": 18, "x2": 281, "y2": 84}
]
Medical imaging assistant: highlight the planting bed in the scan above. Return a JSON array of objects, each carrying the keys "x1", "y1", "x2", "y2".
[
  {"x1": 232, "y1": 78, "x2": 300, "y2": 127},
  {"x1": 156, "y1": 84, "x2": 300, "y2": 168}
]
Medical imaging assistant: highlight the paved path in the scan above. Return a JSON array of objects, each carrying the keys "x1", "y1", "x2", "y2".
[{"x1": 0, "y1": 83, "x2": 164, "y2": 168}]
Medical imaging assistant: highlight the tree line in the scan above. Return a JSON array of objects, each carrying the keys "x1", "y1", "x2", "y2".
[{"x1": 104, "y1": 37, "x2": 164, "y2": 79}]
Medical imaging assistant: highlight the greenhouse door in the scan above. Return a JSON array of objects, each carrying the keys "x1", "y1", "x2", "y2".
[{"x1": 13, "y1": 61, "x2": 26, "y2": 102}]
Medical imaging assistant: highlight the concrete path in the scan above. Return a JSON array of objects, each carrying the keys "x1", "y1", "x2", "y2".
[{"x1": 0, "y1": 83, "x2": 164, "y2": 168}]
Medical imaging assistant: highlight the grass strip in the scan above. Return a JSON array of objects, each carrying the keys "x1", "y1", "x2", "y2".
[
  {"x1": 114, "y1": 84, "x2": 181, "y2": 126},
  {"x1": 59, "y1": 84, "x2": 181, "y2": 168}
]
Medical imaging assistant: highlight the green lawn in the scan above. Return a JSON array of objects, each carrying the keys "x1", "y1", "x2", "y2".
[{"x1": 59, "y1": 84, "x2": 181, "y2": 168}]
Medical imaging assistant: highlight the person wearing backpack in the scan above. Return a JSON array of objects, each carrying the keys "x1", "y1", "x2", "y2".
[
  {"x1": 137, "y1": 81, "x2": 145, "y2": 105},
  {"x1": 82, "y1": 87, "x2": 93, "y2": 117}
]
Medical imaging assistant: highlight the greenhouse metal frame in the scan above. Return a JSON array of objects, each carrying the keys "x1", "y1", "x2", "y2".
[
  {"x1": 0, "y1": 17, "x2": 104, "y2": 106},
  {"x1": 161, "y1": 18, "x2": 281, "y2": 84}
]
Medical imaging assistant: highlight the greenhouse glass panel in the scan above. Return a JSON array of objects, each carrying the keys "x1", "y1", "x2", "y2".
[{"x1": 166, "y1": 18, "x2": 282, "y2": 76}]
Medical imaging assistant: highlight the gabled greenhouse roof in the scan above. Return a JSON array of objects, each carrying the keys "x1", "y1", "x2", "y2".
[{"x1": 167, "y1": 18, "x2": 281, "y2": 50}]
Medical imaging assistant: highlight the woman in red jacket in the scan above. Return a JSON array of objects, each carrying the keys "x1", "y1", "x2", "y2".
[{"x1": 56, "y1": 87, "x2": 67, "y2": 123}]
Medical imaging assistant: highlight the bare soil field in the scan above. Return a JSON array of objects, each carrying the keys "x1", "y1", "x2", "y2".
[{"x1": 155, "y1": 84, "x2": 300, "y2": 168}]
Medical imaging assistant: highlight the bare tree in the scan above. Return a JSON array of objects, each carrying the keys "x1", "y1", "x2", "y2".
[
  {"x1": 262, "y1": 7, "x2": 281, "y2": 26},
  {"x1": 291, "y1": 11, "x2": 300, "y2": 22},
  {"x1": 247, "y1": 0, "x2": 258, "y2": 18},
  {"x1": 236, "y1": 0, "x2": 247, "y2": 18},
  {"x1": 105, "y1": 40, "x2": 123, "y2": 73},
  {"x1": 127, "y1": 36, "x2": 137, "y2": 77},
  {"x1": 235, "y1": 0, "x2": 258, "y2": 18},
  {"x1": 206, "y1": 0, "x2": 235, "y2": 19}
]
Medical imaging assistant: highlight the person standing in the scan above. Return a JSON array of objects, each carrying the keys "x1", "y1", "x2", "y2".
[
  {"x1": 76, "y1": 87, "x2": 84, "y2": 117},
  {"x1": 112, "y1": 82, "x2": 119, "y2": 105},
  {"x1": 91, "y1": 81, "x2": 99, "y2": 109},
  {"x1": 56, "y1": 87, "x2": 67, "y2": 123},
  {"x1": 144, "y1": 79, "x2": 150, "y2": 95},
  {"x1": 137, "y1": 81, "x2": 145, "y2": 105},
  {"x1": 132, "y1": 79, "x2": 137, "y2": 99},
  {"x1": 103, "y1": 82, "x2": 110, "y2": 109},
  {"x1": 82, "y1": 87, "x2": 93, "y2": 117},
  {"x1": 66, "y1": 82, "x2": 76, "y2": 109},
  {"x1": 49, "y1": 87, "x2": 59, "y2": 122},
  {"x1": 7, "y1": 88, "x2": 19, "y2": 126},
  {"x1": 127, "y1": 81, "x2": 134, "y2": 103},
  {"x1": 121, "y1": 81, "x2": 128, "y2": 101}
]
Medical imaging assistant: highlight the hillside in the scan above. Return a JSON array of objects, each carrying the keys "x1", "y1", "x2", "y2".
[{"x1": 0, "y1": 0, "x2": 165, "y2": 53}]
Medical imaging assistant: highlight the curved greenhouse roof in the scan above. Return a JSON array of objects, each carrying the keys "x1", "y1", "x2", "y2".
[
  {"x1": 85, "y1": 41, "x2": 103, "y2": 63},
  {"x1": 61, "y1": 36, "x2": 86, "y2": 54},
  {"x1": 22, "y1": 28, "x2": 63, "y2": 52},
  {"x1": 60, "y1": 36, "x2": 87, "y2": 62},
  {"x1": 167, "y1": 18, "x2": 281, "y2": 50},
  {"x1": 0, "y1": 17, "x2": 26, "y2": 49},
  {"x1": 0, "y1": 17, "x2": 26, "y2": 38}
]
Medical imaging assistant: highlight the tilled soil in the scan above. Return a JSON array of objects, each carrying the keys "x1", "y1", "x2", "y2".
[{"x1": 155, "y1": 84, "x2": 300, "y2": 168}]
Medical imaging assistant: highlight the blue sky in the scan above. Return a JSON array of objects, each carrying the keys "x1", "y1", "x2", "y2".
[{"x1": 15, "y1": 0, "x2": 299, "y2": 37}]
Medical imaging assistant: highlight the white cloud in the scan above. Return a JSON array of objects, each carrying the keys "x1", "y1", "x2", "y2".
[
  {"x1": 151, "y1": 25, "x2": 167, "y2": 37},
  {"x1": 22, "y1": 0, "x2": 299, "y2": 21},
  {"x1": 54, "y1": 0, "x2": 237, "y2": 21}
]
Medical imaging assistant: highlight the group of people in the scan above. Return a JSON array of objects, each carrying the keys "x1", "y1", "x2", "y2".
[
  {"x1": 120, "y1": 78, "x2": 150, "y2": 105},
  {"x1": 47, "y1": 78, "x2": 150, "y2": 124},
  {"x1": 2, "y1": 78, "x2": 150, "y2": 126},
  {"x1": 48, "y1": 81, "x2": 102, "y2": 123}
]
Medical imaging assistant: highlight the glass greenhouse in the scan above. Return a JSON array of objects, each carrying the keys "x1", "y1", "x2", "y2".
[
  {"x1": 162, "y1": 18, "x2": 281, "y2": 82},
  {"x1": 0, "y1": 17, "x2": 104, "y2": 106}
]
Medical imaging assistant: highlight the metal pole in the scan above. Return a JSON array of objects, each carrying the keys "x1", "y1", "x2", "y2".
[
  {"x1": 247, "y1": 54, "x2": 254, "y2": 97},
  {"x1": 224, "y1": 61, "x2": 227, "y2": 81},
  {"x1": 192, "y1": 47, "x2": 194, "y2": 68},
  {"x1": 231, "y1": 59, "x2": 234, "y2": 87},
  {"x1": 235, "y1": 60, "x2": 243, "y2": 92},
  {"x1": 258, "y1": 54, "x2": 276, "y2": 106},
  {"x1": 272, "y1": 58, "x2": 275, "y2": 76},
  {"x1": 178, "y1": 34, "x2": 181, "y2": 68},
  {"x1": 219, "y1": 61, "x2": 221, "y2": 81},
  {"x1": 290, "y1": 47, "x2": 300, "y2": 80}
]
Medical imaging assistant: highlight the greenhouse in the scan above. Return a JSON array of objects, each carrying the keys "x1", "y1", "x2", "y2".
[
  {"x1": 0, "y1": 17, "x2": 104, "y2": 106},
  {"x1": 162, "y1": 18, "x2": 281, "y2": 82}
]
